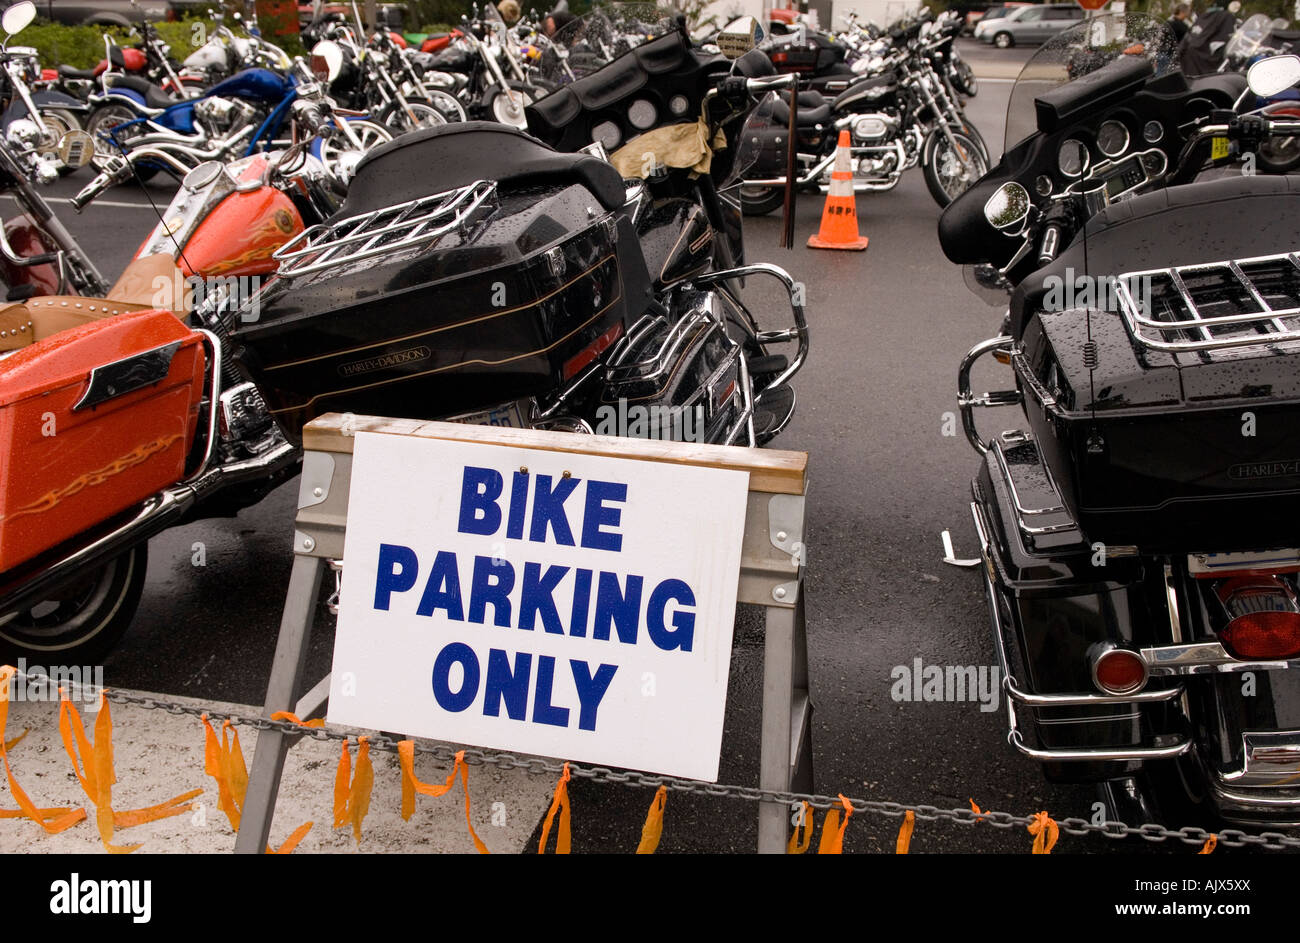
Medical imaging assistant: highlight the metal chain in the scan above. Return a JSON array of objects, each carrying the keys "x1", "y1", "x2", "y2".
[{"x1": 43, "y1": 679, "x2": 1300, "y2": 851}]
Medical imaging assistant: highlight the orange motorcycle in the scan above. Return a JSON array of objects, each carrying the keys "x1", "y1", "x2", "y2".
[{"x1": 0, "y1": 142, "x2": 338, "y2": 662}]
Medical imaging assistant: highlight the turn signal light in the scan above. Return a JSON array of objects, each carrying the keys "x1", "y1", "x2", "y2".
[{"x1": 1093, "y1": 647, "x2": 1148, "y2": 695}]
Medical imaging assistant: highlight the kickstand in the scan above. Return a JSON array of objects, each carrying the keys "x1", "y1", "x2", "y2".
[{"x1": 941, "y1": 529, "x2": 980, "y2": 568}]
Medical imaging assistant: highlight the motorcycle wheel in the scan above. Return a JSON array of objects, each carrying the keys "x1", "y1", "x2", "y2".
[
  {"x1": 317, "y1": 119, "x2": 393, "y2": 181},
  {"x1": 0, "y1": 544, "x2": 147, "y2": 664},
  {"x1": 483, "y1": 81, "x2": 537, "y2": 129},
  {"x1": 36, "y1": 108, "x2": 84, "y2": 177},
  {"x1": 381, "y1": 99, "x2": 451, "y2": 133},
  {"x1": 85, "y1": 103, "x2": 159, "y2": 183},
  {"x1": 739, "y1": 184, "x2": 786, "y2": 217},
  {"x1": 922, "y1": 127, "x2": 988, "y2": 208}
]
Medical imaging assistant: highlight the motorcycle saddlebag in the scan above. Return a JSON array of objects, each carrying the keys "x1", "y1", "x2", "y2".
[
  {"x1": 234, "y1": 172, "x2": 653, "y2": 437},
  {"x1": 1017, "y1": 275, "x2": 1300, "y2": 552},
  {"x1": 0, "y1": 309, "x2": 205, "y2": 573}
]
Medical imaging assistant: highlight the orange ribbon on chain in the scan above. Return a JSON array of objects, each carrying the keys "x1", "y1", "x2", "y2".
[
  {"x1": 269, "y1": 711, "x2": 325, "y2": 729},
  {"x1": 896, "y1": 809, "x2": 916, "y2": 854},
  {"x1": 397, "y1": 741, "x2": 488, "y2": 853},
  {"x1": 1199, "y1": 834, "x2": 1217, "y2": 854},
  {"x1": 333, "y1": 738, "x2": 352, "y2": 828},
  {"x1": 200, "y1": 714, "x2": 309, "y2": 850},
  {"x1": 60, "y1": 691, "x2": 199, "y2": 853},
  {"x1": 0, "y1": 666, "x2": 85, "y2": 834},
  {"x1": 268, "y1": 821, "x2": 314, "y2": 854},
  {"x1": 538, "y1": 763, "x2": 571, "y2": 854},
  {"x1": 818, "y1": 794, "x2": 854, "y2": 854},
  {"x1": 786, "y1": 801, "x2": 812, "y2": 854},
  {"x1": 637, "y1": 785, "x2": 669, "y2": 854},
  {"x1": 201, "y1": 714, "x2": 247, "y2": 830},
  {"x1": 331, "y1": 737, "x2": 373, "y2": 843},
  {"x1": 1028, "y1": 811, "x2": 1059, "y2": 854}
]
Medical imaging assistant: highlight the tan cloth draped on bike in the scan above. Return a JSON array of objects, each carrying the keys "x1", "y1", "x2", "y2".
[{"x1": 609, "y1": 117, "x2": 727, "y2": 179}]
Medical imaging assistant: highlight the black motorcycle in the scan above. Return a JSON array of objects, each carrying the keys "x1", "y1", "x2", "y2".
[
  {"x1": 0, "y1": 14, "x2": 808, "y2": 663},
  {"x1": 741, "y1": 15, "x2": 989, "y2": 214},
  {"x1": 941, "y1": 13, "x2": 1300, "y2": 828}
]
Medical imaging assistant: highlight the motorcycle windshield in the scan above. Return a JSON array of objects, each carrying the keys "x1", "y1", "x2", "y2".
[
  {"x1": 540, "y1": 3, "x2": 677, "y2": 84},
  {"x1": 1224, "y1": 13, "x2": 1273, "y2": 62},
  {"x1": 1003, "y1": 12, "x2": 1177, "y2": 153},
  {"x1": 723, "y1": 90, "x2": 779, "y2": 187}
]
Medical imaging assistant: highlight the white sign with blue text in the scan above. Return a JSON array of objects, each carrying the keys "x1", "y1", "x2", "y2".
[{"x1": 327, "y1": 431, "x2": 750, "y2": 781}]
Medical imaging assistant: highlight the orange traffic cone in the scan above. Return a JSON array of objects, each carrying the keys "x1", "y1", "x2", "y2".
[{"x1": 807, "y1": 130, "x2": 869, "y2": 251}]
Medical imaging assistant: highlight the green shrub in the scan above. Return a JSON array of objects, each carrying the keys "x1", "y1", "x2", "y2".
[{"x1": 20, "y1": 17, "x2": 306, "y2": 70}]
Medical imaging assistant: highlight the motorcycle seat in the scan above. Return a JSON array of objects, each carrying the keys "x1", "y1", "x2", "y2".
[
  {"x1": 104, "y1": 74, "x2": 176, "y2": 110},
  {"x1": 771, "y1": 90, "x2": 832, "y2": 126},
  {"x1": 342, "y1": 120, "x2": 628, "y2": 217},
  {"x1": 0, "y1": 296, "x2": 167, "y2": 350},
  {"x1": 58, "y1": 64, "x2": 100, "y2": 81}
]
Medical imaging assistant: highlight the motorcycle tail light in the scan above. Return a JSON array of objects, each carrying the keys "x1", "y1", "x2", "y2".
[
  {"x1": 1216, "y1": 576, "x2": 1300, "y2": 660},
  {"x1": 562, "y1": 322, "x2": 624, "y2": 381},
  {"x1": 1092, "y1": 646, "x2": 1147, "y2": 695}
]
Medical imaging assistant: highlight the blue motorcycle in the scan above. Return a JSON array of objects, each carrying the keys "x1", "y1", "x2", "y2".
[{"x1": 83, "y1": 59, "x2": 391, "y2": 185}]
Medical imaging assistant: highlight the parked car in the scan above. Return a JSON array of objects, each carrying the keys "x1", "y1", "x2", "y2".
[
  {"x1": 29, "y1": 0, "x2": 190, "y2": 26},
  {"x1": 975, "y1": 3, "x2": 1085, "y2": 47},
  {"x1": 964, "y1": 2, "x2": 1031, "y2": 35}
]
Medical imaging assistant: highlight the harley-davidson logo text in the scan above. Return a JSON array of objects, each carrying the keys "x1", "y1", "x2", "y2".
[
  {"x1": 1228, "y1": 460, "x2": 1300, "y2": 480},
  {"x1": 339, "y1": 346, "x2": 432, "y2": 377}
]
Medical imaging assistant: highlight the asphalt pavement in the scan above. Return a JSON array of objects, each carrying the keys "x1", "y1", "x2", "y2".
[{"x1": 7, "y1": 42, "x2": 1189, "y2": 853}]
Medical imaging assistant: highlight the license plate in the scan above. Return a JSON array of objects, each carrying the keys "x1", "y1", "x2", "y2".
[
  {"x1": 1189, "y1": 548, "x2": 1300, "y2": 576},
  {"x1": 1210, "y1": 137, "x2": 1231, "y2": 160},
  {"x1": 451, "y1": 401, "x2": 527, "y2": 429}
]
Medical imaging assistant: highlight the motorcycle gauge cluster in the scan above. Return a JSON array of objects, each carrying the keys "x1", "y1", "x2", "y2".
[
  {"x1": 591, "y1": 120, "x2": 622, "y2": 152},
  {"x1": 1056, "y1": 139, "x2": 1089, "y2": 178},
  {"x1": 1096, "y1": 119, "x2": 1129, "y2": 158},
  {"x1": 628, "y1": 99, "x2": 657, "y2": 130}
]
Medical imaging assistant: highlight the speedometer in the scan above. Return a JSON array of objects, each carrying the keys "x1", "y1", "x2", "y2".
[
  {"x1": 1096, "y1": 120, "x2": 1129, "y2": 158},
  {"x1": 1057, "y1": 139, "x2": 1089, "y2": 178}
]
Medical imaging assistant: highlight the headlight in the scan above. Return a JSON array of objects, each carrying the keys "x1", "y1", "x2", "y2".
[{"x1": 5, "y1": 118, "x2": 42, "y2": 149}]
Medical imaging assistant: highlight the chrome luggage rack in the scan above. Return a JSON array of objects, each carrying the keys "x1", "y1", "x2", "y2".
[
  {"x1": 1115, "y1": 249, "x2": 1300, "y2": 353},
  {"x1": 272, "y1": 180, "x2": 499, "y2": 279}
]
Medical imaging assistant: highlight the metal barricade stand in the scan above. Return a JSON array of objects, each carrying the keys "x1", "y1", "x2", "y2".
[{"x1": 235, "y1": 413, "x2": 813, "y2": 854}]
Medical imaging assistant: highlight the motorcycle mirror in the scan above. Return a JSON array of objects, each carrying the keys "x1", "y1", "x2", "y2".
[
  {"x1": 1247, "y1": 55, "x2": 1300, "y2": 98},
  {"x1": 311, "y1": 40, "x2": 345, "y2": 82},
  {"x1": 717, "y1": 16, "x2": 763, "y2": 58},
  {"x1": 2, "y1": 1, "x2": 36, "y2": 38},
  {"x1": 984, "y1": 182, "x2": 1031, "y2": 234},
  {"x1": 57, "y1": 130, "x2": 94, "y2": 169}
]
